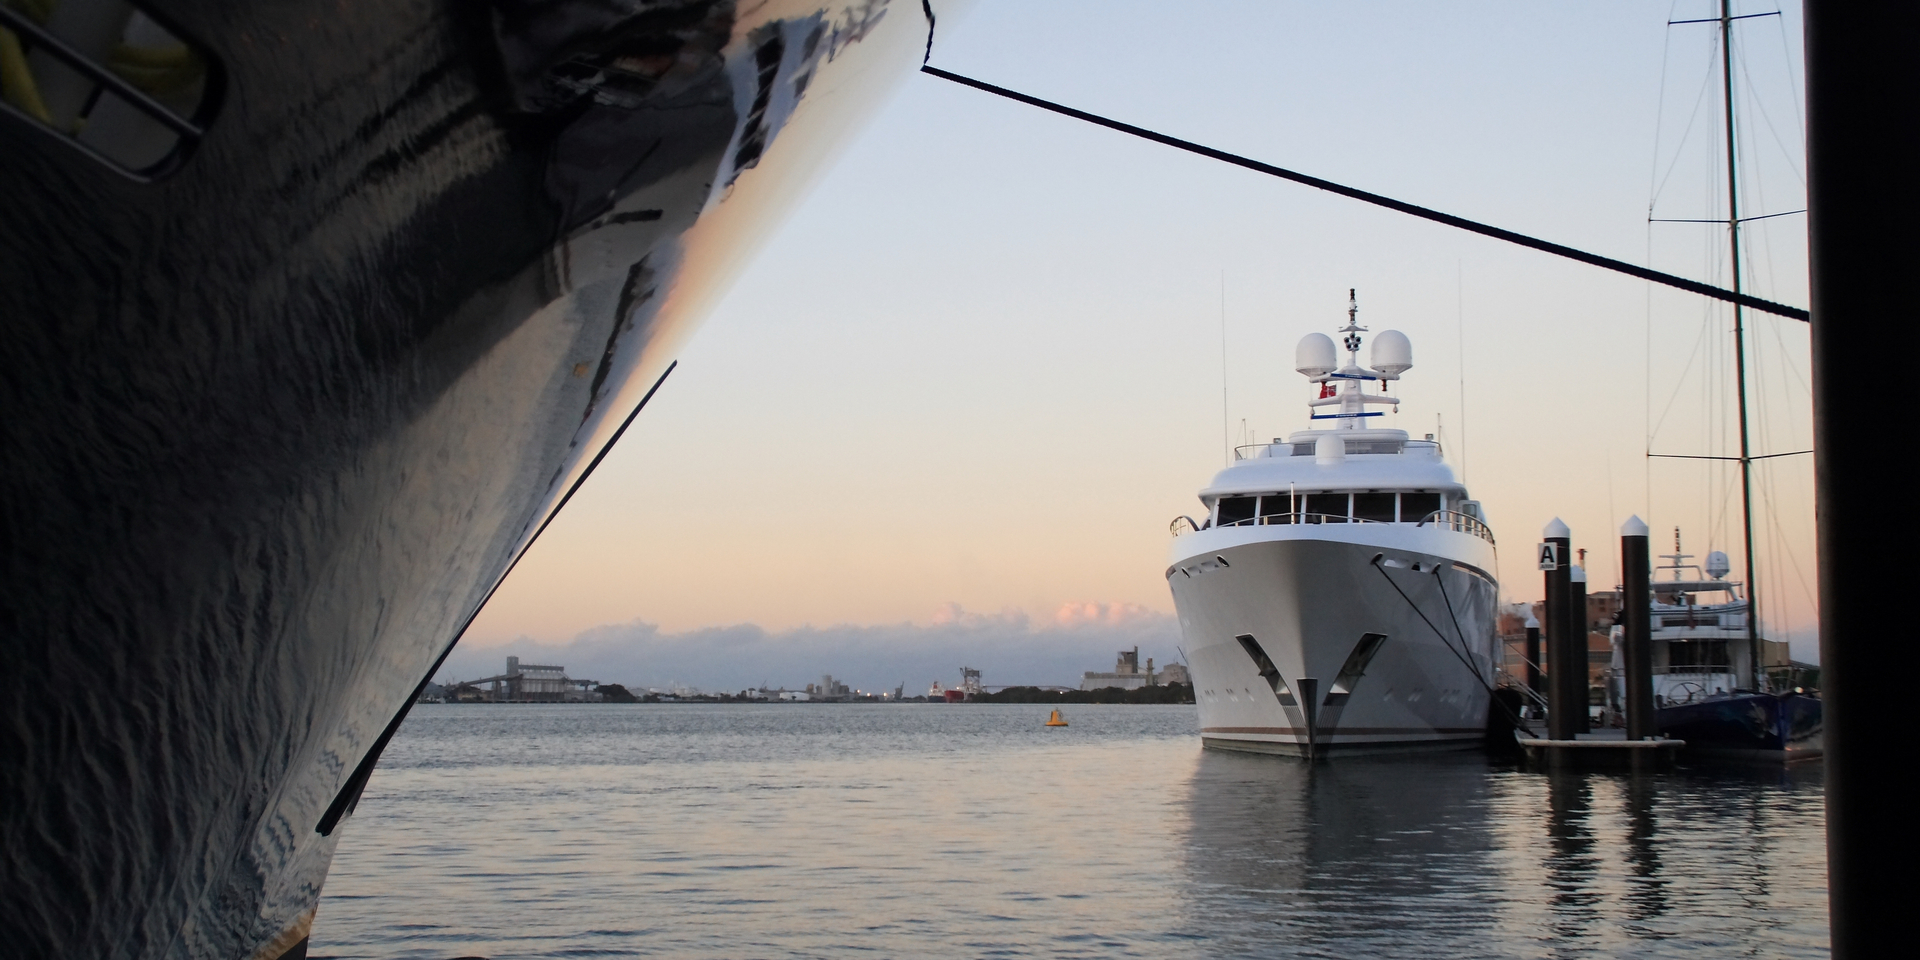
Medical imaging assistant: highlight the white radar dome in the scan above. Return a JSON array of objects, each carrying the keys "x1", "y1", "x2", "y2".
[
  {"x1": 1372, "y1": 329, "x2": 1412, "y2": 376},
  {"x1": 1296, "y1": 333, "x2": 1337, "y2": 377},
  {"x1": 1314, "y1": 432, "x2": 1346, "y2": 465},
  {"x1": 1706, "y1": 550, "x2": 1731, "y2": 579}
]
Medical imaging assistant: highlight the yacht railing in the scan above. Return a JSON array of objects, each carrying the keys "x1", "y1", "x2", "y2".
[
  {"x1": 1217, "y1": 512, "x2": 1378, "y2": 528},
  {"x1": 1416, "y1": 510, "x2": 1495, "y2": 544},
  {"x1": 1174, "y1": 510, "x2": 1498, "y2": 543},
  {"x1": 1232, "y1": 443, "x2": 1279, "y2": 460}
]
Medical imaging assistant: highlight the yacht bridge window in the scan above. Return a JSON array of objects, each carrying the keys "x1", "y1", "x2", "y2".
[
  {"x1": 1217, "y1": 496, "x2": 1256, "y2": 526},
  {"x1": 1352, "y1": 492, "x2": 1396, "y2": 523},
  {"x1": 1400, "y1": 492, "x2": 1441, "y2": 522},
  {"x1": 1213, "y1": 491, "x2": 1451, "y2": 526},
  {"x1": 1302, "y1": 493, "x2": 1348, "y2": 523}
]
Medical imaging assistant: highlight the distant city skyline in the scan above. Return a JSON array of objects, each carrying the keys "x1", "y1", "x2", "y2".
[
  {"x1": 439, "y1": 601, "x2": 1183, "y2": 695},
  {"x1": 458, "y1": 1, "x2": 1817, "y2": 664}
]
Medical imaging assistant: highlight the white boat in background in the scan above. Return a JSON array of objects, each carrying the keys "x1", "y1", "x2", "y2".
[
  {"x1": 1604, "y1": 532, "x2": 1823, "y2": 761},
  {"x1": 1167, "y1": 293, "x2": 1500, "y2": 757}
]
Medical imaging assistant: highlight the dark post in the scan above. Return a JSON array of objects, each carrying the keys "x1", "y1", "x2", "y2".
[
  {"x1": 1569, "y1": 563, "x2": 1590, "y2": 734},
  {"x1": 1807, "y1": 5, "x2": 1920, "y2": 956},
  {"x1": 1543, "y1": 519, "x2": 1573, "y2": 740},
  {"x1": 1524, "y1": 616, "x2": 1542, "y2": 702},
  {"x1": 1622, "y1": 516, "x2": 1654, "y2": 740}
]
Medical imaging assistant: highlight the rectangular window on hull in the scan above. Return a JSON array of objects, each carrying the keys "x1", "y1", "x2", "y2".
[
  {"x1": 1401, "y1": 492, "x2": 1441, "y2": 523},
  {"x1": 1303, "y1": 492, "x2": 1348, "y2": 522},
  {"x1": 1352, "y1": 492, "x2": 1396, "y2": 523},
  {"x1": 1217, "y1": 496, "x2": 1255, "y2": 527}
]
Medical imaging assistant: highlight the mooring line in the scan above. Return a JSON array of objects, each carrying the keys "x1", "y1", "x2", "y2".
[
  {"x1": 318, "y1": 361, "x2": 679, "y2": 835},
  {"x1": 1368, "y1": 557, "x2": 1522, "y2": 727},
  {"x1": 921, "y1": 65, "x2": 1809, "y2": 323}
]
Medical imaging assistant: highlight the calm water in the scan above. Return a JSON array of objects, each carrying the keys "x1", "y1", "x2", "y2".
[{"x1": 311, "y1": 704, "x2": 1827, "y2": 959}]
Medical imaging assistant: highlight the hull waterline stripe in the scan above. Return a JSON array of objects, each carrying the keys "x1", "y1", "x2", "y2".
[
  {"x1": 921, "y1": 65, "x2": 1810, "y2": 323},
  {"x1": 317, "y1": 361, "x2": 678, "y2": 836}
]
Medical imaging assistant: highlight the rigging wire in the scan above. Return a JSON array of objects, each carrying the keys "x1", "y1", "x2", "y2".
[
  {"x1": 1649, "y1": 33, "x2": 1727, "y2": 216},
  {"x1": 1737, "y1": 30, "x2": 1806, "y2": 186}
]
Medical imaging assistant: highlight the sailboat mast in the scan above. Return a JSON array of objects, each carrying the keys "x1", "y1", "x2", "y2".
[{"x1": 1719, "y1": 0, "x2": 1763, "y2": 691}]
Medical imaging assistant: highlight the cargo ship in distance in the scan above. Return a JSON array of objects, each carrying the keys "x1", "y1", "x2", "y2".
[{"x1": 1167, "y1": 293, "x2": 1500, "y2": 757}]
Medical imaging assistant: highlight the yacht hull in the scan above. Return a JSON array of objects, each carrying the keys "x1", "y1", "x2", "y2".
[
  {"x1": 0, "y1": 1, "x2": 926, "y2": 957},
  {"x1": 1170, "y1": 533, "x2": 1499, "y2": 758},
  {"x1": 1658, "y1": 692, "x2": 1824, "y2": 762}
]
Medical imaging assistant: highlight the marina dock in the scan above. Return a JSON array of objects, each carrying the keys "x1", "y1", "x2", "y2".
[{"x1": 1517, "y1": 726, "x2": 1685, "y2": 769}]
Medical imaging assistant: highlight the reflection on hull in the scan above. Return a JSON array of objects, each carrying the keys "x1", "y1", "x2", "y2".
[
  {"x1": 1172, "y1": 538, "x2": 1498, "y2": 757},
  {"x1": 0, "y1": 1, "x2": 928, "y2": 957}
]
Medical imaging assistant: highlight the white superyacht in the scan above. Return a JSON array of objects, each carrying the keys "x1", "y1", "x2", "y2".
[{"x1": 1168, "y1": 294, "x2": 1499, "y2": 757}]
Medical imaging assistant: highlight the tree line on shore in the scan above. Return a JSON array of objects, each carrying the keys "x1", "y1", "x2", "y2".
[{"x1": 974, "y1": 683, "x2": 1195, "y2": 705}]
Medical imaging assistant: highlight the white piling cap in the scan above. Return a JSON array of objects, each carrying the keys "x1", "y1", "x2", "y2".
[
  {"x1": 1621, "y1": 515, "x2": 1649, "y2": 537},
  {"x1": 1524, "y1": 615, "x2": 1539, "y2": 629},
  {"x1": 1544, "y1": 517, "x2": 1570, "y2": 539},
  {"x1": 1314, "y1": 433, "x2": 1346, "y2": 465},
  {"x1": 1570, "y1": 565, "x2": 1587, "y2": 583}
]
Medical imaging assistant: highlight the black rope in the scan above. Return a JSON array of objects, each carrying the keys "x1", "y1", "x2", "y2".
[
  {"x1": 1368, "y1": 557, "x2": 1524, "y2": 728},
  {"x1": 921, "y1": 65, "x2": 1810, "y2": 323},
  {"x1": 318, "y1": 361, "x2": 678, "y2": 835},
  {"x1": 920, "y1": 0, "x2": 936, "y2": 65},
  {"x1": 1432, "y1": 567, "x2": 1544, "y2": 717}
]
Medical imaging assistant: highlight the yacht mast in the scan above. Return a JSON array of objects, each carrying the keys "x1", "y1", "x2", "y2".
[{"x1": 1719, "y1": 0, "x2": 1763, "y2": 691}]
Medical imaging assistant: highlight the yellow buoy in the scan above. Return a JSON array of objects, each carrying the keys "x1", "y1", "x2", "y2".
[{"x1": 1044, "y1": 709, "x2": 1069, "y2": 727}]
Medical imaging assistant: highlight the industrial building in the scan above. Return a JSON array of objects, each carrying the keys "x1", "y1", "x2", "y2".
[
  {"x1": 454, "y1": 656, "x2": 599, "y2": 702},
  {"x1": 1080, "y1": 647, "x2": 1186, "y2": 691}
]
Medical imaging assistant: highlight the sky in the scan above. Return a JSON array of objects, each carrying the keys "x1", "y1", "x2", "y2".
[{"x1": 447, "y1": 1, "x2": 1816, "y2": 689}]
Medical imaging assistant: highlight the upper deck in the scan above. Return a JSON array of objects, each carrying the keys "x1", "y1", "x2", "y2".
[
  {"x1": 1170, "y1": 295, "x2": 1494, "y2": 557},
  {"x1": 1201, "y1": 428, "x2": 1464, "y2": 499}
]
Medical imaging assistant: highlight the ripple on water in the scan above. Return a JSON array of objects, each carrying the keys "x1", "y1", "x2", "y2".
[{"x1": 311, "y1": 703, "x2": 1826, "y2": 959}]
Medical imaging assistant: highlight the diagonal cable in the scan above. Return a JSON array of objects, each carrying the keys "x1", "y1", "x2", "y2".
[{"x1": 923, "y1": 65, "x2": 1809, "y2": 322}]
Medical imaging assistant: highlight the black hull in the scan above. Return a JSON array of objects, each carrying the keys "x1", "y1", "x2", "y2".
[
  {"x1": 1658, "y1": 692, "x2": 1824, "y2": 762},
  {"x1": 1, "y1": 2, "x2": 923, "y2": 957}
]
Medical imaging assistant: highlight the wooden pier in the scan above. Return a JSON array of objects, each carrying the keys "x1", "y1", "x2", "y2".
[{"x1": 1518, "y1": 727, "x2": 1685, "y2": 769}]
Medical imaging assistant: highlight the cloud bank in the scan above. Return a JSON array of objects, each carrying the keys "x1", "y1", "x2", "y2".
[{"x1": 440, "y1": 602, "x2": 1181, "y2": 694}]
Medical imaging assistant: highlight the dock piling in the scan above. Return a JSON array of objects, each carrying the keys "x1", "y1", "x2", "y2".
[
  {"x1": 1622, "y1": 517, "x2": 1655, "y2": 741},
  {"x1": 1568, "y1": 562, "x2": 1590, "y2": 734},
  {"x1": 1542, "y1": 519, "x2": 1574, "y2": 740},
  {"x1": 1524, "y1": 616, "x2": 1542, "y2": 705}
]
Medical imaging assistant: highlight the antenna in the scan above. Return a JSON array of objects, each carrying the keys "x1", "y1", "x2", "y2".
[
  {"x1": 1457, "y1": 261, "x2": 1468, "y2": 484},
  {"x1": 1220, "y1": 271, "x2": 1230, "y2": 467}
]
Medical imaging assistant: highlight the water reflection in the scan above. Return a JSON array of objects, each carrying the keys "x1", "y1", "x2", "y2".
[
  {"x1": 1181, "y1": 752, "x2": 1503, "y2": 956},
  {"x1": 316, "y1": 707, "x2": 1825, "y2": 958},
  {"x1": 1177, "y1": 752, "x2": 1827, "y2": 958},
  {"x1": 1622, "y1": 773, "x2": 1667, "y2": 923}
]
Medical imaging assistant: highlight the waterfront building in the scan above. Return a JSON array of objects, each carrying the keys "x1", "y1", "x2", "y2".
[
  {"x1": 1080, "y1": 647, "x2": 1162, "y2": 691},
  {"x1": 455, "y1": 657, "x2": 597, "y2": 703}
]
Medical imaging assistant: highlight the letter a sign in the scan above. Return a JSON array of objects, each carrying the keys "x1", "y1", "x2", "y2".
[{"x1": 1538, "y1": 542, "x2": 1560, "y2": 571}]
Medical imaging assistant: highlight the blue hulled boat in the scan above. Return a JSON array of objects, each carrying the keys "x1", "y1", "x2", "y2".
[{"x1": 1605, "y1": 533, "x2": 1822, "y2": 761}]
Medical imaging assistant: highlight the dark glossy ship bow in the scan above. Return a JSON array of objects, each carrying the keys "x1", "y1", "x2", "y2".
[{"x1": 1, "y1": 1, "x2": 926, "y2": 956}]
